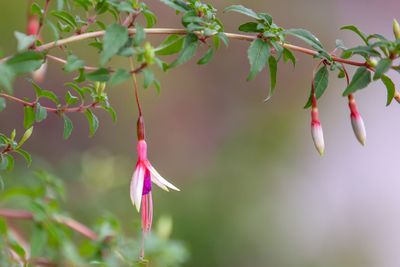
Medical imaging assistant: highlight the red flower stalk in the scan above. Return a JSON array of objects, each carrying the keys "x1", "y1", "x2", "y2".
[{"x1": 348, "y1": 94, "x2": 366, "y2": 146}]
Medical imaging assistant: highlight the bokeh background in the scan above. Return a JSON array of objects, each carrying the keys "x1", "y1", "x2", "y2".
[{"x1": 1, "y1": 0, "x2": 400, "y2": 266}]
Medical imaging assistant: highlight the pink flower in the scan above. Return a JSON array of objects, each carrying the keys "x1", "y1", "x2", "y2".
[{"x1": 130, "y1": 139, "x2": 180, "y2": 232}]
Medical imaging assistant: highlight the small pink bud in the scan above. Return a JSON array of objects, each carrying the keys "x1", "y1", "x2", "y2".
[
  {"x1": 351, "y1": 113, "x2": 366, "y2": 146},
  {"x1": 394, "y1": 91, "x2": 400, "y2": 104},
  {"x1": 27, "y1": 16, "x2": 39, "y2": 36},
  {"x1": 311, "y1": 107, "x2": 325, "y2": 156},
  {"x1": 32, "y1": 61, "x2": 47, "y2": 83},
  {"x1": 348, "y1": 96, "x2": 366, "y2": 146}
]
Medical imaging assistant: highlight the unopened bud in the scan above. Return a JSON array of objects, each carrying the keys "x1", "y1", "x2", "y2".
[
  {"x1": 311, "y1": 108, "x2": 325, "y2": 156},
  {"x1": 393, "y1": 19, "x2": 400, "y2": 39},
  {"x1": 367, "y1": 57, "x2": 378, "y2": 68},
  {"x1": 32, "y1": 61, "x2": 47, "y2": 83},
  {"x1": 394, "y1": 91, "x2": 400, "y2": 104},
  {"x1": 27, "y1": 16, "x2": 39, "y2": 36},
  {"x1": 350, "y1": 113, "x2": 366, "y2": 146}
]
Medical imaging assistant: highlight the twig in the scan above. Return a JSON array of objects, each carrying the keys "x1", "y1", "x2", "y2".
[{"x1": 0, "y1": 208, "x2": 99, "y2": 241}]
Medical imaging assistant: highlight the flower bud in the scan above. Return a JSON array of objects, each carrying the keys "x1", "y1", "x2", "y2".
[
  {"x1": 27, "y1": 16, "x2": 39, "y2": 36},
  {"x1": 393, "y1": 19, "x2": 400, "y2": 39},
  {"x1": 311, "y1": 108, "x2": 325, "y2": 156},
  {"x1": 367, "y1": 57, "x2": 378, "y2": 68},
  {"x1": 32, "y1": 61, "x2": 47, "y2": 83},
  {"x1": 350, "y1": 113, "x2": 366, "y2": 146},
  {"x1": 348, "y1": 96, "x2": 366, "y2": 146},
  {"x1": 394, "y1": 91, "x2": 400, "y2": 104}
]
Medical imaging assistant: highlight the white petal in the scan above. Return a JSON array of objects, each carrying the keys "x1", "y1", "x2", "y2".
[
  {"x1": 130, "y1": 169, "x2": 139, "y2": 208},
  {"x1": 145, "y1": 161, "x2": 180, "y2": 191},
  {"x1": 150, "y1": 174, "x2": 169, "y2": 192},
  {"x1": 135, "y1": 165, "x2": 145, "y2": 211}
]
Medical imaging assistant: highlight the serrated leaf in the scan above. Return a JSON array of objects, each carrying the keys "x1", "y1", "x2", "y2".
[
  {"x1": 35, "y1": 103, "x2": 47, "y2": 122},
  {"x1": 100, "y1": 23, "x2": 129, "y2": 65},
  {"x1": 14, "y1": 32, "x2": 36, "y2": 52},
  {"x1": 64, "y1": 54, "x2": 85, "y2": 72},
  {"x1": 24, "y1": 106, "x2": 35, "y2": 129},
  {"x1": 381, "y1": 75, "x2": 395, "y2": 106},
  {"x1": 197, "y1": 48, "x2": 214, "y2": 65},
  {"x1": 283, "y1": 28, "x2": 323, "y2": 50},
  {"x1": 342, "y1": 67, "x2": 371, "y2": 95},
  {"x1": 304, "y1": 65, "x2": 329, "y2": 108},
  {"x1": 86, "y1": 68, "x2": 110, "y2": 82},
  {"x1": 283, "y1": 48, "x2": 296, "y2": 66},
  {"x1": 109, "y1": 69, "x2": 131, "y2": 86},
  {"x1": 168, "y1": 33, "x2": 198, "y2": 68},
  {"x1": 84, "y1": 109, "x2": 99, "y2": 137},
  {"x1": 224, "y1": 5, "x2": 260, "y2": 19},
  {"x1": 373, "y1": 58, "x2": 392, "y2": 80},
  {"x1": 63, "y1": 115, "x2": 73, "y2": 139},
  {"x1": 155, "y1": 35, "x2": 184, "y2": 56},
  {"x1": 65, "y1": 91, "x2": 78, "y2": 105},
  {"x1": 268, "y1": 56, "x2": 278, "y2": 95},
  {"x1": 15, "y1": 148, "x2": 32, "y2": 166},
  {"x1": 247, "y1": 39, "x2": 270, "y2": 81},
  {"x1": 340, "y1": 25, "x2": 368, "y2": 45}
]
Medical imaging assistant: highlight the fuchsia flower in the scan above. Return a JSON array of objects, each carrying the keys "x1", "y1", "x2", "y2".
[
  {"x1": 348, "y1": 95, "x2": 366, "y2": 146},
  {"x1": 130, "y1": 117, "x2": 179, "y2": 236}
]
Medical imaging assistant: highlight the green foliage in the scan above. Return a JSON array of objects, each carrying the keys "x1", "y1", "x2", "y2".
[
  {"x1": 304, "y1": 65, "x2": 329, "y2": 108},
  {"x1": 343, "y1": 67, "x2": 372, "y2": 95}
]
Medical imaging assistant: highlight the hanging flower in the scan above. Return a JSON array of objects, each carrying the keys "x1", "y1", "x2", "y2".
[{"x1": 130, "y1": 116, "x2": 179, "y2": 236}]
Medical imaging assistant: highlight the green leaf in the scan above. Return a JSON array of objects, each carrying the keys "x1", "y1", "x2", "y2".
[
  {"x1": 304, "y1": 65, "x2": 329, "y2": 108},
  {"x1": 168, "y1": 34, "x2": 198, "y2": 68},
  {"x1": 197, "y1": 48, "x2": 214, "y2": 65},
  {"x1": 247, "y1": 39, "x2": 270, "y2": 81},
  {"x1": 86, "y1": 68, "x2": 110, "y2": 82},
  {"x1": 100, "y1": 23, "x2": 129, "y2": 65},
  {"x1": 143, "y1": 9, "x2": 157, "y2": 28},
  {"x1": 35, "y1": 103, "x2": 47, "y2": 122},
  {"x1": 283, "y1": 48, "x2": 296, "y2": 66},
  {"x1": 283, "y1": 28, "x2": 323, "y2": 50},
  {"x1": 51, "y1": 10, "x2": 77, "y2": 29},
  {"x1": 84, "y1": 109, "x2": 99, "y2": 137},
  {"x1": 342, "y1": 67, "x2": 371, "y2": 95},
  {"x1": 14, "y1": 32, "x2": 36, "y2": 51},
  {"x1": 224, "y1": 5, "x2": 260, "y2": 20},
  {"x1": 4, "y1": 154, "x2": 14, "y2": 171},
  {"x1": 160, "y1": 0, "x2": 190, "y2": 12},
  {"x1": 64, "y1": 54, "x2": 85, "y2": 72},
  {"x1": 373, "y1": 58, "x2": 392, "y2": 80},
  {"x1": 63, "y1": 115, "x2": 73, "y2": 139},
  {"x1": 133, "y1": 23, "x2": 145, "y2": 46},
  {"x1": 340, "y1": 25, "x2": 368, "y2": 45},
  {"x1": 15, "y1": 148, "x2": 32, "y2": 166},
  {"x1": 30, "y1": 224, "x2": 47, "y2": 257},
  {"x1": 109, "y1": 69, "x2": 131, "y2": 86},
  {"x1": 101, "y1": 106, "x2": 117, "y2": 122},
  {"x1": 268, "y1": 56, "x2": 278, "y2": 95},
  {"x1": 381, "y1": 75, "x2": 395, "y2": 106},
  {"x1": 32, "y1": 83, "x2": 60, "y2": 104},
  {"x1": 0, "y1": 64, "x2": 15, "y2": 93},
  {"x1": 143, "y1": 69, "x2": 154, "y2": 89},
  {"x1": 6, "y1": 51, "x2": 44, "y2": 74},
  {"x1": 0, "y1": 97, "x2": 6, "y2": 112},
  {"x1": 238, "y1": 22, "x2": 260, "y2": 33},
  {"x1": 24, "y1": 106, "x2": 35, "y2": 129},
  {"x1": 155, "y1": 35, "x2": 184, "y2": 56},
  {"x1": 65, "y1": 91, "x2": 78, "y2": 105}
]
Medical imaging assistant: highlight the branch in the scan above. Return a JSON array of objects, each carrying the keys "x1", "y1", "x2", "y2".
[
  {"x1": 0, "y1": 92, "x2": 99, "y2": 113},
  {"x1": 32, "y1": 28, "x2": 368, "y2": 68},
  {"x1": 0, "y1": 208, "x2": 99, "y2": 241}
]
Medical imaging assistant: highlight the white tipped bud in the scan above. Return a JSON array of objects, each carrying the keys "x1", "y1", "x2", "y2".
[
  {"x1": 32, "y1": 61, "x2": 47, "y2": 83},
  {"x1": 351, "y1": 114, "x2": 366, "y2": 146},
  {"x1": 311, "y1": 122, "x2": 325, "y2": 156}
]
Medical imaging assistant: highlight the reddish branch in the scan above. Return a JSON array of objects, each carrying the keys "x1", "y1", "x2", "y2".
[
  {"x1": 0, "y1": 208, "x2": 98, "y2": 241},
  {"x1": 0, "y1": 92, "x2": 99, "y2": 114}
]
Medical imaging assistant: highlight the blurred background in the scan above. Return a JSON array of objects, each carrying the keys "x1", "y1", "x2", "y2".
[{"x1": 1, "y1": 0, "x2": 400, "y2": 266}]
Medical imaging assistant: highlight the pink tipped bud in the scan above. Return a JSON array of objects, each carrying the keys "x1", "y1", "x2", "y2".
[
  {"x1": 27, "y1": 16, "x2": 39, "y2": 36},
  {"x1": 348, "y1": 96, "x2": 366, "y2": 146},
  {"x1": 311, "y1": 107, "x2": 325, "y2": 156},
  {"x1": 394, "y1": 91, "x2": 400, "y2": 104},
  {"x1": 32, "y1": 61, "x2": 47, "y2": 83},
  {"x1": 350, "y1": 113, "x2": 366, "y2": 146}
]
